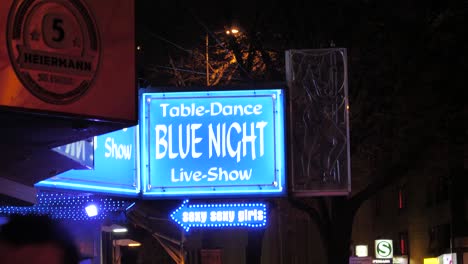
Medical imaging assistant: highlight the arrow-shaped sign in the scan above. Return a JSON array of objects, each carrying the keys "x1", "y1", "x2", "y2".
[
  {"x1": 53, "y1": 137, "x2": 94, "y2": 169},
  {"x1": 170, "y1": 200, "x2": 267, "y2": 232}
]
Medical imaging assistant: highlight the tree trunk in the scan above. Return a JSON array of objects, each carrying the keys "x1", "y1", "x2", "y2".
[
  {"x1": 245, "y1": 229, "x2": 265, "y2": 264},
  {"x1": 325, "y1": 199, "x2": 354, "y2": 264}
]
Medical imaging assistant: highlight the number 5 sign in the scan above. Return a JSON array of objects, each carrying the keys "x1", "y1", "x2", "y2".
[{"x1": 6, "y1": 0, "x2": 101, "y2": 104}]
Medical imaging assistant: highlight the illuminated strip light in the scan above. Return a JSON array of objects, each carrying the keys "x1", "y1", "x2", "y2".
[
  {"x1": 128, "y1": 243, "x2": 141, "y2": 247},
  {"x1": 143, "y1": 185, "x2": 284, "y2": 195},
  {"x1": 0, "y1": 192, "x2": 130, "y2": 221},
  {"x1": 112, "y1": 228, "x2": 128, "y2": 233},
  {"x1": 126, "y1": 202, "x2": 136, "y2": 211},
  {"x1": 170, "y1": 200, "x2": 267, "y2": 232},
  {"x1": 37, "y1": 181, "x2": 140, "y2": 195}
]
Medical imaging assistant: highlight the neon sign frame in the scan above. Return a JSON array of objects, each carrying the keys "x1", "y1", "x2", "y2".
[
  {"x1": 140, "y1": 89, "x2": 286, "y2": 197},
  {"x1": 170, "y1": 200, "x2": 267, "y2": 231}
]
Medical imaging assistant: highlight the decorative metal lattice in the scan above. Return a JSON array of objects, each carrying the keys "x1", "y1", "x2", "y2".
[{"x1": 286, "y1": 48, "x2": 350, "y2": 196}]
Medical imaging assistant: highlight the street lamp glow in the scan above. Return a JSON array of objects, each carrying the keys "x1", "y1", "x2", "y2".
[
  {"x1": 225, "y1": 28, "x2": 240, "y2": 35},
  {"x1": 206, "y1": 26, "x2": 241, "y2": 86}
]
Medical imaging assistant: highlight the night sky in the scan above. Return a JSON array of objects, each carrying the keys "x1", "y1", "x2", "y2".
[
  {"x1": 136, "y1": 1, "x2": 248, "y2": 66},
  {"x1": 134, "y1": 0, "x2": 321, "y2": 79}
]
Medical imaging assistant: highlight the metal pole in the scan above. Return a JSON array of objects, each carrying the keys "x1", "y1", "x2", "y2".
[
  {"x1": 181, "y1": 230, "x2": 186, "y2": 264},
  {"x1": 205, "y1": 34, "x2": 209, "y2": 86}
]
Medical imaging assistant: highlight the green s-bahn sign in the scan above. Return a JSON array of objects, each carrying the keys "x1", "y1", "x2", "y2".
[{"x1": 375, "y1": 239, "x2": 393, "y2": 259}]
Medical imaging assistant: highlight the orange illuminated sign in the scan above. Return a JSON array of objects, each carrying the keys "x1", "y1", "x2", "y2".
[{"x1": 0, "y1": 0, "x2": 135, "y2": 122}]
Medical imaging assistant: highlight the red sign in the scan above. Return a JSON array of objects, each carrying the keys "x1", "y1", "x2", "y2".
[{"x1": 0, "y1": 0, "x2": 135, "y2": 122}]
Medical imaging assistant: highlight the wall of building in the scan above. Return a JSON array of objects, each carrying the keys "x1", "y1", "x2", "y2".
[{"x1": 351, "y1": 143, "x2": 461, "y2": 264}]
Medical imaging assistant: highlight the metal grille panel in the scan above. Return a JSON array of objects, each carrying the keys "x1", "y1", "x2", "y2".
[{"x1": 286, "y1": 48, "x2": 351, "y2": 196}]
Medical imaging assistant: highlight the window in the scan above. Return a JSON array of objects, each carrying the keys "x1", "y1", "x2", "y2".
[
  {"x1": 428, "y1": 224, "x2": 451, "y2": 255},
  {"x1": 436, "y1": 175, "x2": 449, "y2": 203},
  {"x1": 398, "y1": 231, "x2": 409, "y2": 255},
  {"x1": 398, "y1": 185, "x2": 407, "y2": 210},
  {"x1": 426, "y1": 175, "x2": 435, "y2": 206},
  {"x1": 426, "y1": 174, "x2": 450, "y2": 207}
]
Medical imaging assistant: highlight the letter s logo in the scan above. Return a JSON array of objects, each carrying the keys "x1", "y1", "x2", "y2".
[{"x1": 376, "y1": 240, "x2": 393, "y2": 258}]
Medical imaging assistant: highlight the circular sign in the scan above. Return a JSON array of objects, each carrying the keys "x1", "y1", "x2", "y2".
[
  {"x1": 376, "y1": 240, "x2": 393, "y2": 258},
  {"x1": 7, "y1": 0, "x2": 101, "y2": 104}
]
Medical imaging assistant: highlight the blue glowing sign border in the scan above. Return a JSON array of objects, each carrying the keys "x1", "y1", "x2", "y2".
[
  {"x1": 140, "y1": 89, "x2": 286, "y2": 197},
  {"x1": 36, "y1": 126, "x2": 140, "y2": 197},
  {"x1": 170, "y1": 200, "x2": 267, "y2": 232}
]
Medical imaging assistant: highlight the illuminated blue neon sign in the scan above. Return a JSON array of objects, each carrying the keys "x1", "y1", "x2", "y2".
[
  {"x1": 36, "y1": 126, "x2": 139, "y2": 196},
  {"x1": 170, "y1": 200, "x2": 267, "y2": 231},
  {"x1": 53, "y1": 138, "x2": 94, "y2": 169},
  {"x1": 140, "y1": 89, "x2": 286, "y2": 197}
]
